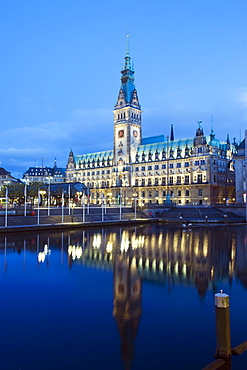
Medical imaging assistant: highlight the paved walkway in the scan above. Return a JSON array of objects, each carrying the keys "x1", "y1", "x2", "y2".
[{"x1": 0, "y1": 205, "x2": 245, "y2": 234}]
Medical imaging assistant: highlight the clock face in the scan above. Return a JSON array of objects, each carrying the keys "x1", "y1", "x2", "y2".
[
  {"x1": 133, "y1": 130, "x2": 138, "y2": 138},
  {"x1": 118, "y1": 130, "x2": 124, "y2": 138}
]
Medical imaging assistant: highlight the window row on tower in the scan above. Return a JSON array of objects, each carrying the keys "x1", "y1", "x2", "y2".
[{"x1": 116, "y1": 112, "x2": 141, "y2": 120}]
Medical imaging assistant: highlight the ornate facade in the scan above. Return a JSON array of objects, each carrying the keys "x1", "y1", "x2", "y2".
[{"x1": 66, "y1": 42, "x2": 236, "y2": 206}]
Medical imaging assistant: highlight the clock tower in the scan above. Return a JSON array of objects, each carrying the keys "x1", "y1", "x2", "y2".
[{"x1": 113, "y1": 37, "x2": 142, "y2": 186}]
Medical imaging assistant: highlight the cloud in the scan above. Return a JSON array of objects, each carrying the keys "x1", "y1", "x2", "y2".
[
  {"x1": 0, "y1": 108, "x2": 114, "y2": 177},
  {"x1": 236, "y1": 88, "x2": 247, "y2": 106}
]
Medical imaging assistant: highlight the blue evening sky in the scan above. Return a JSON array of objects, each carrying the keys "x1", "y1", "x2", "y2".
[{"x1": 0, "y1": 0, "x2": 246, "y2": 178}]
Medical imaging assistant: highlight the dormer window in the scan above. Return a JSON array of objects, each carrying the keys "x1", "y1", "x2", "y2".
[{"x1": 162, "y1": 148, "x2": 166, "y2": 160}]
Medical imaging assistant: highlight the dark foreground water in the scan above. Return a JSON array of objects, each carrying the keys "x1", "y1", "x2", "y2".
[{"x1": 1, "y1": 224, "x2": 247, "y2": 370}]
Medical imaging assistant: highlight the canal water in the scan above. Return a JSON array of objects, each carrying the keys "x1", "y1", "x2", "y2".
[{"x1": 0, "y1": 224, "x2": 247, "y2": 370}]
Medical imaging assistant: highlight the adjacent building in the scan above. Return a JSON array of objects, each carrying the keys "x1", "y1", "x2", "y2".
[
  {"x1": 23, "y1": 159, "x2": 66, "y2": 184},
  {"x1": 0, "y1": 167, "x2": 18, "y2": 188},
  {"x1": 234, "y1": 130, "x2": 247, "y2": 204},
  {"x1": 66, "y1": 42, "x2": 236, "y2": 206}
]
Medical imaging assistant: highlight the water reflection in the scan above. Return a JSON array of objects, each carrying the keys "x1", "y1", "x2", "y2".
[
  {"x1": 1, "y1": 225, "x2": 246, "y2": 294},
  {"x1": 1, "y1": 225, "x2": 247, "y2": 369}
]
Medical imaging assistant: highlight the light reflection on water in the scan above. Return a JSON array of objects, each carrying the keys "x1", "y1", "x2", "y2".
[{"x1": 0, "y1": 224, "x2": 247, "y2": 369}]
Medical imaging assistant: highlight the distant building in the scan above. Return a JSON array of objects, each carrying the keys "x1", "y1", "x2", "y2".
[
  {"x1": 23, "y1": 159, "x2": 66, "y2": 184},
  {"x1": 66, "y1": 41, "x2": 236, "y2": 206},
  {"x1": 0, "y1": 167, "x2": 18, "y2": 188},
  {"x1": 235, "y1": 131, "x2": 247, "y2": 203}
]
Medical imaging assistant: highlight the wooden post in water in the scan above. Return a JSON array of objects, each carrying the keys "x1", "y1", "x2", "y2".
[{"x1": 215, "y1": 290, "x2": 231, "y2": 359}]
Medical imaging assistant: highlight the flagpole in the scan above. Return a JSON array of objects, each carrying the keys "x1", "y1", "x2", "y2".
[
  {"x1": 119, "y1": 190, "x2": 122, "y2": 221},
  {"x1": 24, "y1": 183, "x2": 27, "y2": 217},
  {"x1": 48, "y1": 178, "x2": 50, "y2": 216},
  {"x1": 68, "y1": 184, "x2": 71, "y2": 215},
  {"x1": 5, "y1": 187, "x2": 8, "y2": 227},
  {"x1": 37, "y1": 189, "x2": 40, "y2": 226},
  {"x1": 83, "y1": 194, "x2": 85, "y2": 223},
  {"x1": 87, "y1": 188, "x2": 90, "y2": 214},
  {"x1": 62, "y1": 190, "x2": 64, "y2": 224}
]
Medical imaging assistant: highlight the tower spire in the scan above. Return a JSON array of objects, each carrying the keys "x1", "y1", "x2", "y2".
[
  {"x1": 124, "y1": 34, "x2": 131, "y2": 70},
  {"x1": 170, "y1": 123, "x2": 174, "y2": 141}
]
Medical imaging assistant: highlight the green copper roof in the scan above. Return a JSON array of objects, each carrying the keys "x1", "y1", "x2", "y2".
[{"x1": 120, "y1": 37, "x2": 135, "y2": 104}]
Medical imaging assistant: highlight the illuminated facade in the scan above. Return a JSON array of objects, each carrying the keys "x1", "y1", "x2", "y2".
[{"x1": 66, "y1": 42, "x2": 236, "y2": 206}]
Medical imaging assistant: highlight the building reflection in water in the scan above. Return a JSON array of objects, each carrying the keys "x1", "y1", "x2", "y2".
[
  {"x1": 1, "y1": 225, "x2": 246, "y2": 296},
  {"x1": 1, "y1": 225, "x2": 247, "y2": 367},
  {"x1": 113, "y1": 247, "x2": 142, "y2": 370}
]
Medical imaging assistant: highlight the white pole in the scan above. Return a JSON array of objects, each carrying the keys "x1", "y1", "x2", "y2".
[
  {"x1": 37, "y1": 189, "x2": 40, "y2": 225},
  {"x1": 48, "y1": 178, "x2": 50, "y2": 216},
  {"x1": 134, "y1": 197, "x2": 137, "y2": 220},
  {"x1": 119, "y1": 191, "x2": 122, "y2": 221},
  {"x1": 68, "y1": 184, "x2": 71, "y2": 215},
  {"x1": 24, "y1": 183, "x2": 27, "y2": 217},
  {"x1": 62, "y1": 190, "x2": 64, "y2": 224},
  {"x1": 86, "y1": 187, "x2": 90, "y2": 215},
  {"x1": 5, "y1": 187, "x2": 8, "y2": 227},
  {"x1": 101, "y1": 194, "x2": 104, "y2": 222},
  {"x1": 83, "y1": 194, "x2": 85, "y2": 223}
]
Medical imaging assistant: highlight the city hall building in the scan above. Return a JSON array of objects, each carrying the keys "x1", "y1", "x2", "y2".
[{"x1": 66, "y1": 44, "x2": 236, "y2": 206}]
